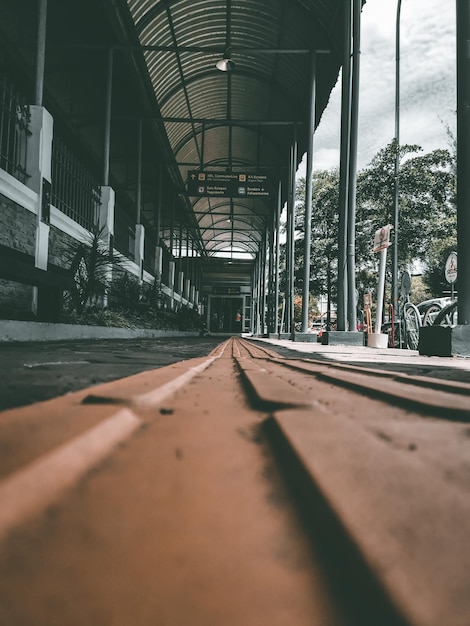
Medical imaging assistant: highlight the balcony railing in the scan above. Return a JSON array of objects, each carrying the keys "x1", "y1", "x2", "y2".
[
  {"x1": 114, "y1": 203, "x2": 135, "y2": 261},
  {"x1": 51, "y1": 135, "x2": 101, "y2": 230},
  {"x1": 143, "y1": 216, "x2": 157, "y2": 273},
  {"x1": 0, "y1": 76, "x2": 30, "y2": 184}
]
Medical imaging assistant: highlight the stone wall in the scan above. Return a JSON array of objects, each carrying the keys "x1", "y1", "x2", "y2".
[
  {"x1": 0, "y1": 193, "x2": 35, "y2": 254},
  {"x1": 0, "y1": 279, "x2": 34, "y2": 320},
  {"x1": 0, "y1": 194, "x2": 37, "y2": 319},
  {"x1": 48, "y1": 225, "x2": 80, "y2": 270}
]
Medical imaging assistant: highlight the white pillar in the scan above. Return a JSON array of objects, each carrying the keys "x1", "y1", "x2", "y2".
[
  {"x1": 169, "y1": 260, "x2": 176, "y2": 309},
  {"x1": 135, "y1": 223, "x2": 145, "y2": 280},
  {"x1": 26, "y1": 106, "x2": 53, "y2": 315},
  {"x1": 155, "y1": 246, "x2": 163, "y2": 279},
  {"x1": 184, "y1": 278, "x2": 191, "y2": 301},
  {"x1": 27, "y1": 106, "x2": 53, "y2": 272},
  {"x1": 99, "y1": 186, "x2": 115, "y2": 241},
  {"x1": 97, "y1": 186, "x2": 115, "y2": 307},
  {"x1": 177, "y1": 270, "x2": 184, "y2": 295}
]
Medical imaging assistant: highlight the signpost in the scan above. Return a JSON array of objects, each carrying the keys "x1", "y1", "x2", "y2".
[
  {"x1": 187, "y1": 170, "x2": 273, "y2": 198},
  {"x1": 363, "y1": 292, "x2": 373, "y2": 333},
  {"x1": 373, "y1": 225, "x2": 392, "y2": 332},
  {"x1": 369, "y1": 224, "x2": 393, "y2": 348},
  {"x1": 445, "y1": 251, "x2": 458, "y2": 300}
]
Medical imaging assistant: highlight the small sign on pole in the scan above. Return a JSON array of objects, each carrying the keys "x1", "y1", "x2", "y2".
[
  {"x1": 445, "y1": 251, "x2": 457, "y2": 299},
  {"x1": 445, "y1": 251, "x2": 457, "y2": 284},
  {"x1": 372, "y1": 224, "x2": 393, "y2": 336},
  {"x1": 372, "y1": 224, "x2": 393, "y2": 253},
  {"x1": 363, "y1": 293, "x2": 373, "y2": 309}
]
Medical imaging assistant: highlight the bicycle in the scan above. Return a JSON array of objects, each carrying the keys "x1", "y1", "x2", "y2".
[
  {"x1": 432, "y1": 299, "x2": 458, "y2": 326},
  {"x1": 418, "y1": 297, "x2": 453, "y2": 327},
  {"x1": 383, "y1": 271, "x2": 422, "y2": 350}
]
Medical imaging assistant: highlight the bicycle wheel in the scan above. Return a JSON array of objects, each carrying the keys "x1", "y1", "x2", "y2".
[
  {"x1": 403, "y1": 302, "x2": 421, "y2": 350},
  {"x1": 422, "y1": 303, "x2": 442, "y2": 326},
  {"x1": 433, "y1": 300, "x2": 458, "y2": 326}
]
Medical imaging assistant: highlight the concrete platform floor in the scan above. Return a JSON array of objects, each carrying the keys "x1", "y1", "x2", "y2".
[{"x1": 0, "y1": 336, "x2": 468, "y2": 626}]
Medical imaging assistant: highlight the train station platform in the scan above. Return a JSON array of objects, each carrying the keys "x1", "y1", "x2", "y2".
[
  {"x1": 250, "y1": 333, "x2": 470, "y2": 381},
  {"x1": 0, "y1": 335, "x2": 468, "y2": 626}
]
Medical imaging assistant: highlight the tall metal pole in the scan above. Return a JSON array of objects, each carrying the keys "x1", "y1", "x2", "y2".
[
  {"x1": 155, "y1": 165, "x2": 162, "y2": 246},
  {"x1": 260, "y1": 232, "x2": 267, "y2": 333},
  {"x1": 34, "y1": 0, "x2": 48, "y2": 106},
  {"x1": 346, "y1": 0, "x2": 362, "y2": 332},
  {"x1": 289, "y1": 132, "x2": 298, "y2": 336},
  {"x1": 103, "y1": 48, "x2": 114, "y2": 187},
  {"x1": 286, "y1": 130, "x2": 297, "y2": 335},
  {"x1": 267, "y1": 213, "x2": 275, "y2": 334},
  {"x1": 274, "y1": 180, "x2": 282, "y2": 334},
  {"x1": 136, "y1": 119, "x2": 142, "y2": 225},
  {"x1": 301, "y1": 51, "x2": 317, "y2": 332},
  {"x1": 337, "y1": 0, "x2": 353, "y2": 331},
  {"x1": 392, "y1": 0, "x2": 402, "y2": 313},
  {"x1": 456, "y1": 0, "x2": 470, "y2": 324}
]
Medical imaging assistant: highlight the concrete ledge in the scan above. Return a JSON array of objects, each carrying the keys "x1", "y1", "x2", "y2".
[
  {"x1": 0, "y1": 320, "x2": 200, "y2": 342},
  {"x1": 419, "y1": 325, "x2": 470, "y2": 357},
  {"x1": 293, "y1": 332, "x2": 319, "y2": 343},
  {"x1": 321, "y1": 330, "x2": 365, "y2": 346}
]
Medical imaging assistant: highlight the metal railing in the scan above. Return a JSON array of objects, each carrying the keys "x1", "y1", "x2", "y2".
[
  {"x1": 114, "y1": 202, "x2": 136, "y2": 261},
  {"x1": 0, "y1": 77, "x2": 31, "y2": 184},
  {"x1": 142, "y1": 216, "x2": 157, "y2": 274},
  {"x1": 51, "y1": 135, "x2": 101, "y2": 230}
]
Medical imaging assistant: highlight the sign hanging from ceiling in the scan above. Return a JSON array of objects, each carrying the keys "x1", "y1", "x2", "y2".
[{"x1": 187, "y1": 171, "x2": 273, "y2": 198}]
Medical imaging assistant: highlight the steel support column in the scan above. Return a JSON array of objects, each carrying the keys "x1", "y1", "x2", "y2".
[
  {"x1": 287, "y1": 131, "x2": 298, "y2": 336},
  {"x1": 301, "y1": 52, "x2": 317, "y2": 332},
  {"x1": 103, "y1": 48, "x2": 114, "y2": 187},
  {"x1": 337, "y1": 0, "x2": 353, "y2": 331},
  {"x1": 346, "y1": 0, "x2": 362, "y2": 332},
  {"x1": 260, "y1": 232, "x2": 267, "y2": 334},
  {"x1": 155, "y1": 165, "x2": 162, "y2": 247},
  {"x1": 456, "y1": 0, "x2": 470, "y2": 324},
  {"x1": 274, "y1": 180, "x2": 282, "y2": 334},
  {"x1": 267, "y1": 214, "x2": 276, "y2": 334},
  {"x1": 34, "y1": 0, "x2": 47, "y2": 107},
  {"x1": 136, "y1": 119, "x2": 142, "y2": 225},
  {"x1": 392, "y1": 0, "x2": 403, "y2": 312}
]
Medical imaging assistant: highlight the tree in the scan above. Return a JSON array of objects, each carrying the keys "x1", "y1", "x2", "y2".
[
  {"x1": 357, "y1": 141, "x2": 455, "y2": 271},
  {"x1": 288, "y1": 140, "x2": 456, "y2": 318},
  {"x1": 293, "y1": 169, "x2": 339, "y2": 320}
]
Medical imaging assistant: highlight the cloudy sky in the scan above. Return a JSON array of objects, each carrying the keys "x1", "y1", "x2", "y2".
[{"x1": 309, "y1": 0, "x2": 456, "y2": 172}]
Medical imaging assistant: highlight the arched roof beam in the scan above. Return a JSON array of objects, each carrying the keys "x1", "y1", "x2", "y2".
[
  {"x1": 193, "y1": 199, "x2": 268, "y2": 218},
  {"x1": 172, "y1": 123, "x2": 289, "y2": 171},
  {"x1": 157, "y1": 67, "x2": 298, "y2": 112},
  {"x1": 201, "y1": 214, "x2": 263, "y2": 232}
]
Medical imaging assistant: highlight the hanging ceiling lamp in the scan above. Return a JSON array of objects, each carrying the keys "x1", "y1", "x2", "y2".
[{"x1": 216, "y1": 49, "x2": 235, "y2": 72}]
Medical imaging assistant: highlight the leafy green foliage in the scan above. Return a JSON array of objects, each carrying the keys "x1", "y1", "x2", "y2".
[
  {"x1": 61, "y1": 231, "x2": 205, "y2": 331},
  {"x1": 292, "y1": 169, "x2": 339, "y2": 298},
  {"x1": 62, "y1": 226, "x2": 123, "y2": 315},
  {"x1": 64, "y1": 267, "x2": 205, "y2": 331},
  {"x1": 283, "y1": 139, "x2": 456, "y2": 311}
]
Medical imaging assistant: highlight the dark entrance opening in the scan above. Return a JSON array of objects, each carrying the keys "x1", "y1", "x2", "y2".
[{"x1": 209, "y1": 297, "x2": 243, "y2": 333}]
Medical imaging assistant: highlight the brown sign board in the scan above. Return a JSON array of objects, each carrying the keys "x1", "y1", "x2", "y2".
[{"x1": 188, "y1": 171, "x2": 274, "y2": 198}]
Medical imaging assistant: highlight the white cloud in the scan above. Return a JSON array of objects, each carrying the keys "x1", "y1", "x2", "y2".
[{"x1": 308, "y1": 0, "x2": 456, "y2": 173}]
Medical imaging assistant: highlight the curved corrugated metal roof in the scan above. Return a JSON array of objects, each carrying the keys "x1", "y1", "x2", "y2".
[{"x1": 125, "y1": 0, "x2": 346, "y2": 258}]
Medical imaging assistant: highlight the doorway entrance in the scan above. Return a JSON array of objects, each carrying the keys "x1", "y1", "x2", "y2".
[{"x1": 209, "y1": 297, "x2": 244, "y2": 333}]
